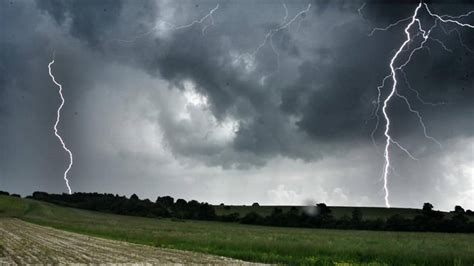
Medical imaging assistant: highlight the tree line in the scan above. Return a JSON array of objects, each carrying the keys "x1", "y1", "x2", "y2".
[
  {"x1": 236, "y1": 203, "x2": 474, "y2": 233},
  {"x1": 29, "y1": 192, "x2": 217, "y2": 220},
  {"x1": 1, "y1": 191, "x2": 472, "y2": 233}
]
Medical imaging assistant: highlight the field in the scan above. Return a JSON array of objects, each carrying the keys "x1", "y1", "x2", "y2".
[
  {"x1": 1, "y1": 195, "x2": 474, "y2": 265},
  {"x1": 0, "y1": 218, "x2": 247, "y2": 264}
]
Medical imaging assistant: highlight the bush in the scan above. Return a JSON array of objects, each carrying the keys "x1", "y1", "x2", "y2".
[
  {"x1": 454, "y1": 205, "x2": 465, "y2": 214},
  {"x1": 241, "y1": 212, "x2": 264, "y2": 225},
  {"x1": 220, "y1": 212, "x2": 240, "y2": 222}
]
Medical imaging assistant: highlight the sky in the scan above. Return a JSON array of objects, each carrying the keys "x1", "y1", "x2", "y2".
[{"x1": 0, "y1": 0, "x2": 473, "y2": 210}]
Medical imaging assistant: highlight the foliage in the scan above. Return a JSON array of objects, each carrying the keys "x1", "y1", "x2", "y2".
[
  {"x1": 239, "y1": 204, "x2": 474, "y2": 233},
  {"x1": 454, "y1": 205, "x2": 465, "y2": 214},
  {"x1": 30, "y1": 191, "x2": 216, "y2": 220},
  {"x1": 19, "y1": 192, "x2": 474, "y2": 233}
]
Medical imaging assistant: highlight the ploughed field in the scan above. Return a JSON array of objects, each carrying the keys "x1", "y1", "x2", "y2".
[
  {"x1": 0, "y1": 218, "x2": 251, "y2": 265},
  {"x1": 1, "y1": 195, "x2": 473, "y2": 265}
]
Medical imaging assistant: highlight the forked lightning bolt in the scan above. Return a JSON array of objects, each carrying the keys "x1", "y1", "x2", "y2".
[
  {"x1": 368, "y1": 2, "x2": 474, "y2": 207},
  {"x1": 251, "y1": 4, "x2": 311, "y2": 60},
  {"x1": 113, "y1": 4, "x2": 219, "y2": 43},
  {"x1": 48, "y1": 59, "x2": 73, "y2": 194},
  {"x1": 234, "y1": 3, "x2": 311, "y2": 76}
]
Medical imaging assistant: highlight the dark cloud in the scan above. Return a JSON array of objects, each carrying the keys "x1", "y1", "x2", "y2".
[
  {"x1": 1, "y1": 0, "x2": 473, "y2": 208},
  {"x1": 37, "y1": 0, "x2": 125, "y2": 47}
]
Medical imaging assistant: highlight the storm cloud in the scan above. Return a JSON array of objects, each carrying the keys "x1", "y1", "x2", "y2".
[{"x1": 1, "y1": 0, "x2": 473, "y2": 210}]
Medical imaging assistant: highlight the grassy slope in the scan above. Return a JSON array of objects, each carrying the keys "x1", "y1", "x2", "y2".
[{"x1": 1, "y1": 195, "x2": 473, "y2": 265}]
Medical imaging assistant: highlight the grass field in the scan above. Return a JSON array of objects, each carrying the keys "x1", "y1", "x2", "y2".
[{"x1": 1, "y1": 195, "x2": 473, "y2": 265}]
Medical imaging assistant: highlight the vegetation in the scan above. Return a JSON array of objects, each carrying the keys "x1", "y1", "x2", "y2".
[
  {"x1": 216, "y1": 204, "x2": 422, "y2": 219},
  {"x1": 215, "y1": 204, "x2": 474, "y2": 220},
  {"x1": 30, "y1": 191, "x2": 216, "y2": 220},
  {"x1": 237, "y1": 204, "x2": 474, "y2": 233},
  {"x1": 1, "y1": 195, "x2": 473, "y2": 265},
  {"x1": 0, "y1": 196, "x2": 474, "y2": 265},
  {"x1": 28, "y1": 191, "x2": 474, "y2": 233},
  {"x1": 1, "y1": 218, "x2": 240, "y2": 264}
]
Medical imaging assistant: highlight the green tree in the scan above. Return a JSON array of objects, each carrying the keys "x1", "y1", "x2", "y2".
[{"x1": 351, "y1": 208, "x2": 363, "y2": 224}]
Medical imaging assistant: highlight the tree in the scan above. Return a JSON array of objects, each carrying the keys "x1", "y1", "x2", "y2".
[
  {"x1": 267, "y1": 208, "x2": 285, "y2": 226},
  {"x1": 241, "y1": 212, "x2": 264, "y2": 225},
  {"x1": 173, "y1": 199, "x2": 188, "y2": 218},
  {"x1": 450, "y1": 213, "x2": 469, "y2": 232},
  {"x1": 130, "y1": 194, "x2": 139, "y2": 201},
  {"x1": 422, "y1": 202, "x2": 433, "y2": 212},
  {"x1": 156, "y1": 196, "x2": 174, "y2": 207},
  {"x1": 175, "y1": 199, "x2": 187, "y2": 206},
  {"x1": 454, "y1": 205, "x2": 465, "y2": 213},
  {"x1": 220, "y1": 212, "x2": 239, "y2": 222},
  {"x1": 316, "y1": 203, "x2": 331, "y2": 216},
  {"x1": 32, "y1": 191, "x2": 49, "y2": 200},
  {"x1": 386, "y1": 214, "x2": 409, "y2": 231},
  {"x1": 351, "y1": 208, "x2": 363, "y2": 224},
  {"x1": 252, "y1": 202, "x2": 260, "y2": 207},
  {"x1": 286, "y1": 207, "x2": 301, "y2": 226},
  {"x1": 198, "y1": 203, "x2": 216, "y2": 220}
]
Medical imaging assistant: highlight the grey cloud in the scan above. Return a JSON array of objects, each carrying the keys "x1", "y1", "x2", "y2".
[
  {"x1": 1, "y1": 0, "x2": 473, "y2": 209},
  {"x1": 5, "y1": 0, "x2": 474, "y2": 160},
  {"x1": 37, "y1": 0, "x2": 126, "y2": 47}
]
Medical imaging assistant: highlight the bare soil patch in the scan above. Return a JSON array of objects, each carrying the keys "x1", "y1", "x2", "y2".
[{"x1": 0, "y1": 218, "x2": 253, "y2": 265}]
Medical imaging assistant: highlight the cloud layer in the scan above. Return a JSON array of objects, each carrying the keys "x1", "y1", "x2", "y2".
[{"x1": 1, "y1": 0, "x2": 473, "y2": 210}]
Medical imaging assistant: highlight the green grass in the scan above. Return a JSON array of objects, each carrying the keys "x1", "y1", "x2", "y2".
[
  {"x1": 0, "y1": 195, "x2": 29, "y2": 217},
  {"x1": 1, "y1": 195, "x2": 473, "y2": 265}
]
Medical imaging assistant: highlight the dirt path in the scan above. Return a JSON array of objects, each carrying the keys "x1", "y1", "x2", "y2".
[{"x1": 0, "y1": 218, "x2": 253, "y2": 265}]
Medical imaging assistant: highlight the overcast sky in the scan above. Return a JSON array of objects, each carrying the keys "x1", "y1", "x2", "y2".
[{"x1": 1, "y1": 0, "x2": 473, "y2": 210}]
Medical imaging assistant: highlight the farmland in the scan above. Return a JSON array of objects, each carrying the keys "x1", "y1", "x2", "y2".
[
  {"x1": 1, "y1": 195, "x2": 474, "y2": 265},
  {"x1": 0, "y1": 218, "x2": 249, "y2": 264}
]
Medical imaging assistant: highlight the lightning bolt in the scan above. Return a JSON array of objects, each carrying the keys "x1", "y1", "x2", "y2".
[
  {"x1": 172, "y1": 4, "x2": 219, "y2": 34},
  {"x1": 367, "y1": 2, "x2": 474, "y2": 207},
  {"x1": 358, "y1": 3, "x2": 367, "y2": 20},
  {"x1": 113, "y1": 4, "x2": 219, "y2": 43},
  {"x1": 234, "y1": 3, "x2": 311, "y2": 77},
  {"x1": 253, "y1": 3, "x2": 311, "y2": 58},
  {"x1": 48, "y1": 58, "x2": 73, "y2": 195}
]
